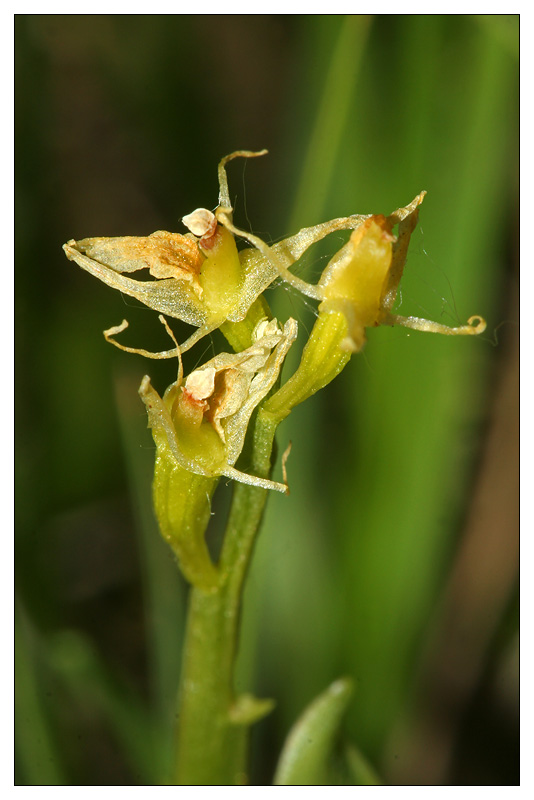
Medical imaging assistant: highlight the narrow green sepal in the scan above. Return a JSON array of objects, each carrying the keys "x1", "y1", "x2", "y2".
[
  {"x1": 229, "y1": 693, "x2": 276, "y2": 726},
  {"x1": 273, "y1": 677, "x2": 353, "y2": 786}
]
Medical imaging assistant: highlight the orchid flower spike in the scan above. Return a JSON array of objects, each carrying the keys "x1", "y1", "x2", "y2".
[{"x1": 64, "y1": 150, "x2": 485, "y2": 358}]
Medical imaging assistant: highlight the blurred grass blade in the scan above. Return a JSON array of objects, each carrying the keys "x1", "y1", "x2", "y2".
[
  {"x1": 47, "y1": 628, "x2": 161, "y2": 784},
  {"x1": 15, "y1": 609, "x2": 66, "y2": 785},
  {"x1": 290, "y1": 15, "x2": 372, "y2": 229},
  {"x1": 344, "y1": 742, "x2": 382, "y2": 785},
  {"x1": 273, "y1": 677, "x2": 353, "y2": 785}
]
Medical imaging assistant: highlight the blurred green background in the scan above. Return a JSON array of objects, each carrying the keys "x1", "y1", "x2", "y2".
[{"x1": 15, "y1": 14, "x2": 518, "y2": 786}]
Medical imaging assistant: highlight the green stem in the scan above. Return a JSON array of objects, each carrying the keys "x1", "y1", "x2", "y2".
[
  {"x1": 263, "y1": 310, "x2": 351, "y2": 423},
  {"x1": 173, "y1": 585, "x2": 248, "y2": 785},
  {"x1": 173, "y1": 302, "x2": 353, "y2": 784},
  {"x1": 173, "y1": 408, "x2": 278, "y2": 785},
  {"x1": 173, "y1": 309, "x2": 354, "y2": 784}
]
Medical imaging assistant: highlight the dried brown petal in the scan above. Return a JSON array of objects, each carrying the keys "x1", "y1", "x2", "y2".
[{"x1": 72, "y1": 230, "x2": 204, "y2": 292}]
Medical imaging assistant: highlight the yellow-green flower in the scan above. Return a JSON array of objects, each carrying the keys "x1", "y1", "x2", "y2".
[
  {"x1": 140, "y1": 317, "x2": 298, "y2": 493},
  {"x1": 62, "y1": 151, "x2": 281, "y2": 354},
  {"x1": 224, "y1": 188, "x2": 486, "y2": 353},
  {"x1": 62, "y1": 150, "x2": 367, "y2": 355}
]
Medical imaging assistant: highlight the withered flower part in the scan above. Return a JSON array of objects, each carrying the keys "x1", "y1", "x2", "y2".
[
  {"x1": 139, "y1": 317, "x2": 298, "y2": 493},
  {"x1": 63, "y1": 150, "x2": 370, "y2": 355},
  {"x1": 63, "y1": 149, "x2": 485, "y2": 359}
]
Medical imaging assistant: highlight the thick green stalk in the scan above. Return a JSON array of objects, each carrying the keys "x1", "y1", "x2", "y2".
[
  {"x1": 173, "y1": 407, "x2": 278, "y2": 785},
  {"x1": 172, "y1": 584, "x2": 249, "y2": 785}
]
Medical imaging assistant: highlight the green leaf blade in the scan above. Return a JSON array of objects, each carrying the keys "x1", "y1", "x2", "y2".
[{"x1": 273, "y1": 677, "x2": 353, "y2": 785}]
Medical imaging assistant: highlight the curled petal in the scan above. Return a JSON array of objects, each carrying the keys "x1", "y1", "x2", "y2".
[{"x1": 384, "y1": 312, "x2": 487, "y2": 336}]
